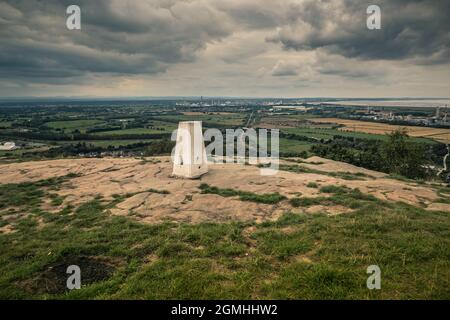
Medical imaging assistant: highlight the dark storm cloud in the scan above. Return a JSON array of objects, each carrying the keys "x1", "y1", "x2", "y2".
[
  {"x1": 0, "y1": 0, "x2": 232, "y2": 83},
  {"x1": 269, "y1": 0, "x2": 450, "y2": 63}
]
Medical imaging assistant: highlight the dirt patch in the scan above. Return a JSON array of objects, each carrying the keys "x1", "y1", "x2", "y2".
[
  {"x1": 0, "y1": 224, "x2": 15, "y2": 234},
  {"x1": 304, "y1": 205, "x2": 353, "y2": 215},
  {"x1": 293, "y1": 254, "x2": 313, "y2": 264},
  {"x1": 280, "y1": 226, "x2": 299, "y2": 234},
  {"x1": 18, "y1": 256, "x2": 119, "y2": 295},
  {"x1": 426, "y1": 202, "x2": 450, "y2": 212}
]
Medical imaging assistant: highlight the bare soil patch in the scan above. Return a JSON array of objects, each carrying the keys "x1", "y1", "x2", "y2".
[{"x1": 18, "y1": 256, "x2": 119, "y2": 295}]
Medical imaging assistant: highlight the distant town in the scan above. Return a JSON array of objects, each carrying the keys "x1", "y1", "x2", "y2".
[{"x1": 1, "y1": 98, "x2": 449, "y2": 160}]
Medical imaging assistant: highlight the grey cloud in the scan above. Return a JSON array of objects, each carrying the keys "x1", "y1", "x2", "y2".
[
  {"x1": 271, "y1": 61, "x2": 299, "y2": 76},
  {"x1": 269, "y1": 0, "x2": 450, "y2": 63},
  {"x1": 214, "y1": 0, "x2": 289, "y2": 30},
  {"x1": 313, "y1": 52, "x2": 387, "y2": 79},
  {"x1": 0, "y1": 0, "x2": 233, "y2": 83}
]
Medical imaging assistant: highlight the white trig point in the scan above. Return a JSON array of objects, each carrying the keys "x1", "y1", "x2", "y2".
[{"x1": 172, "y1": 121, "x2": 208, "y2": 179}]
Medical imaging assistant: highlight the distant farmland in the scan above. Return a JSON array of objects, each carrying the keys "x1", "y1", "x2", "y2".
[{"x1": 309, "y1": 118, "x2": 450, "y2": 144}]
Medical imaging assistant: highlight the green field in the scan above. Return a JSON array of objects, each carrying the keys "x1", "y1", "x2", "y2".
[
  {"x1": 279, "y1": 138, "x2": 312, "y2": 154},
  {"x1": 45, "y1": 120, "x2": 106, "y2": 132}
]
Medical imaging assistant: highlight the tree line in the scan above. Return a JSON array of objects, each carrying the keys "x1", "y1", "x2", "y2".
[{"x1": 311, "y1": 129, "x2": 445, "y2": 179}]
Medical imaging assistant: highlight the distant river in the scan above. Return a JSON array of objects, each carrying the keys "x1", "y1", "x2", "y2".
[{"x1": 323, "y1": 99, "x2": 450, "y2": 108}]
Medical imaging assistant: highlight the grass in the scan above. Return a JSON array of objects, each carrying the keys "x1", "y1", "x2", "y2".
[
  {"x1": 289, "y1": 186, "x2": 380, "y2": 209},
  {"x1": 328, "y1": 172, "x2": 373, "y2": 180},
  {"x1": 433, "y1": 185, "x2": 450, "y2": 204},
  {"x1": 279, "y1": 138, "x2": 312, "y2": 154},
  {"x1": 279, "y1": 164, "x2": 372, "y2": 180},
  {"x1": 109, "y1": 188, "x2": 170, "y2": 207},
  {"x1": 0, "y1": 174, "x2": 79, "y2": 210},
  {"x1": 0, "y1": 178, "x2": 449, "y2": 299},
  {"x1": 283, "y1": 158, "x2": 324, "y2": 165},
  {"x1": 199, "y1": 183, "x2": 286, "y2": 204},
  {"x1": 306, "y1": 182, "x2": 319, "y2": 188},
  {"x1": 277, "y1": 164, "x2": 324, "y2": 174},
  {"x1": 146, "y1": 188, "x2": 170, "y2": 195},
  {"x1": 319, "y1": 185, "x2": 352, "y2": 194},
  {"x1": 49, "y1": 194, "x2": 65, "y2": 206},
  {"x1": 254, "y1": 228, "x2": 314, "y2": 260}
]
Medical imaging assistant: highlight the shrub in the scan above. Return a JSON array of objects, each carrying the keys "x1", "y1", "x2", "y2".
[{"x1": 306, "y1": 182, "x2": 318, "y2": 188}]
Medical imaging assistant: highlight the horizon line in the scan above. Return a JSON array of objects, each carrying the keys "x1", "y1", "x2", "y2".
[{"x1": 1, "y1": 96, "x2": 450, "y2": 102}]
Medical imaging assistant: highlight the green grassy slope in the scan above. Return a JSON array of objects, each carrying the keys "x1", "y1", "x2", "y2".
[{"x1": 0, "y1": 176, "x2": 448, "y2": 299}]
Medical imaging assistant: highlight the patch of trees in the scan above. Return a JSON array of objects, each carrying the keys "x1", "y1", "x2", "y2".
[
  {"x1": 22, "y1": 139, "x2": 175, "y2": 158},
  {"x1": 311, "y1": 130, "x2": 439, "y2": 179},
  {"x1": 143, "y1": 139, "x2": 174, "y2": 156},
  {"x1": 86, "y1": 126, "x2": 122, "y2": 133},
  {"x1": 280, "y1": 151, "x2": 309, "y2": 158}
]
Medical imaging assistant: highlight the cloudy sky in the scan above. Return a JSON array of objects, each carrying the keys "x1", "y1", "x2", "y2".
[{"x1": 0, "y1": 0, "x2": 449, "y2": 98}]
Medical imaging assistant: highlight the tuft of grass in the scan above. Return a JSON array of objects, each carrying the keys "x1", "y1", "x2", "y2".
[
  {"x1": 279, "y1": 164, "x2": 323, "y2": 175},
  {"x1": 279, "y1": 164, "x2": 372, "y2": 181},
  {"x1": 147, "y1": 188, "x2": 170, "y2": 195},
  {"x1": 108, "y1": 188, "x2": 170, "y2": 208},
  {"x1": 199, "y1": 183, "x2": 286, "y2": 204},
  {"x1": 183, "y1": 194, "x2": 193, "y2": 203},
  {"x1": 328, "y1": 172, "x2": 372, "y2": 181},
  {"x1": 66, "y1": 172, "x2": 81, "y2": 178},
  {"x1": 306, "y1": 182, "x2": 319, "y2": 188},
  {"x1": 49, "y1": 194, "x2": 65, "y2": 206},
  {"x1": 259, "y1": 212, "x2": 307, "y2": 228},
  {"x1": 290, "y1": 197, "x2": 326, "y2": 207},
  {"x1": 319, "y1": 185, "x2": 351, "y2": 194}
]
